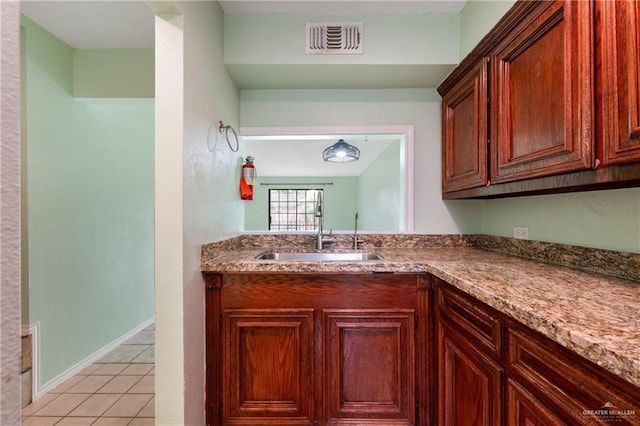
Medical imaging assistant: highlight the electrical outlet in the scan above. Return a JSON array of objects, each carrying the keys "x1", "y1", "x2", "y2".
[{"x1": 513, "y1": 226, "x2": 529, "y2": 240}]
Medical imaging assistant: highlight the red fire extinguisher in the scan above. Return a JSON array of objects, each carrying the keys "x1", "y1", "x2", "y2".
[{"x1": 240, "y1": 156, "x2": 255, "y2": 200}]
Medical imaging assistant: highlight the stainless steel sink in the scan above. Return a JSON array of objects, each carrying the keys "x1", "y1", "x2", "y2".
[{"x1": 255, "y1": 252, "x2": 383, "y2": 261}]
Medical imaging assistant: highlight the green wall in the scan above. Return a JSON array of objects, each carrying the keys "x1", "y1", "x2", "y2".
[
  {"x1": 459, "y1": 0, "x2": 516, "y2": 59},
  {"x1": 23, "y1": 17, "x2": 155, "y2": 386},
  {"x1": 225, "y1": 13, "x2": 460, "y2": 65},
  {"x1": 358, "y1": 140, "x2": 402, "y2": 231},
  {"x1": 482, "y1": 189, "x2": 640, "y2": 253},
  {"x1": 244, "y1": 176, "x2": 358, "y2": 231},
  {"x1": 73, "y1": 49, "x2": 154, "y2": 98}
]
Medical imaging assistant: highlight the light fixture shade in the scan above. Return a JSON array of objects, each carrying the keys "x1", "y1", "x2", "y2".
[{"x1": 322, "y1": 139, "x2": 360, "y2": 162}]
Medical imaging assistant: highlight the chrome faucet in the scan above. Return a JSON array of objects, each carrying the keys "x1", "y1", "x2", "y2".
[
  {"x1": 353, "y1": 212, "x2": 364, "y2": 249},
  {"x1": 315, "y1": 191, "x2": 333, "y2": 249}
]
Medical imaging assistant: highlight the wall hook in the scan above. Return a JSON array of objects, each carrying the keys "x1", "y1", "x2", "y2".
[{"x1": 218, "y1": 121, "x2": 239, "y2": 152}]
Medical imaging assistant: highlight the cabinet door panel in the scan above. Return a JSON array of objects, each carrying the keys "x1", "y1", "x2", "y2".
[
  {"x1": 597, "y1": 0, "x2": 640, "y2": 165},
  {"x1": 223, "y1": 308, "x2": 314, "y2": 425},
  {"x1": 437, "y1": 320, "x2": 503, "y2": 426},
  {"x1": 323, "y1": 309, "x2": 415, "y2": 425},
  {"x1": 442, "y1": 59, "x2": 489, "y2": 192},
  {"x1": 506, "y1": 379, "x2": 567, "y2": 426},
  {"x1": 507, "y1": 326, "x2": 640, "y2": 426},
  {"x1": 492, "y1": 0, "x2": 594, "y2": 183}
]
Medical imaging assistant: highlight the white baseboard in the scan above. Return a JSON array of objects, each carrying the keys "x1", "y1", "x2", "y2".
[
  {"x1": 33, "y1": 317, "x2": 155, "y2": 400},
  {"x1": 29, "y1": 322, "x2": 40, "y2": 403}
]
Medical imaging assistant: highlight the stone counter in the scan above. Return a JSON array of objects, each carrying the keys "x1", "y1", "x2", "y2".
[{"x1": 201, "y1": 235, "x2": 640, "y2": 390}]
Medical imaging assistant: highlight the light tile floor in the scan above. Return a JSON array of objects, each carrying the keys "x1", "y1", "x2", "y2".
[{"x1": 23, "y1": 324, "x2": 155, "y2": 425}]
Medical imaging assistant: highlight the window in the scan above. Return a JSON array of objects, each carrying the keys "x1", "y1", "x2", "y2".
[{"x1": 269, "y1": 189, "x2": 321, "y2": 231}]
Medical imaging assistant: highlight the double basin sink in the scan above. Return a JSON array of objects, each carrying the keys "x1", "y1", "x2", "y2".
[{"x1": 255, "y1": 251, "x2": 383, "y2": 262}]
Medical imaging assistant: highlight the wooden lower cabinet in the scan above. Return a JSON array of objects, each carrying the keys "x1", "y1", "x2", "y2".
[
  {"x1": 223, "y1": 309, "x2": 314, "y2": 424},
  {"x1": 436, "y1": 282, "x2": 504, "y2": 426},
  {"x1": 323, "y1": 310, "x2": 416, "y2": 425},
  {"x1": 207, "y1": 273, "x2": 640, "y2": 426},
  {"x1": 437, "y1": 320, "x2": 503, "y2": 425},
  {"x1": 506, "y1": 379, "x2": 567, "y2": 426},
  {"x1": 205, "y1": 273, "x2": 431, "y2": 426},
  {"x1": 434, "y1": 277, "x2": 640, "y2": 426},
  {"x1": 506, "y1": 324, "x2": 640, "y2": 426}
]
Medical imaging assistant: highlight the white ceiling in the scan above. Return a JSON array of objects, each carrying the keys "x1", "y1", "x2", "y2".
[
  {"x1": 243, "y1": 135, "x2": 397, "y2": 177},
  {"x1": 219, "y1": 0, "x2": 467, "y2": 14},
  {"x1": 20, "y1": 1, "x2": 156, "y2": 49},
  {"x1": 20, "y1": 0, "x2": 466, "y2": 49}
]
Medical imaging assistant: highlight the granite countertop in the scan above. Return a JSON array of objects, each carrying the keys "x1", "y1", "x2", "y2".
[{"x1": 201, "y1": 237, "x2": 640, "y2": 390}]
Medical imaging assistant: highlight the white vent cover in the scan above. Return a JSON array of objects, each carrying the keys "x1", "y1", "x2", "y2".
[{"x1": 306, "y1": 22, "x2": 363, "y2": 55}]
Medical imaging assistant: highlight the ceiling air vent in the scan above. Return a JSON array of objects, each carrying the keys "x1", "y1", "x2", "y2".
[{"x1": 306, "y1": 22, "x2": 363, "y2": 55}]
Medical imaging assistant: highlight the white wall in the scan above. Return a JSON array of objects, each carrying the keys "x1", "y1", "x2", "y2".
[
  {"x1": 182, "y1": 1, "x2": 242, "y2": 423},
  {"x1": 154, "y1": 1, "x2": 241, "y2": 424},
  {"x1": 154, "y1": 9, "x2": 185, "y2": 425},
  {"x1": 0, "y1": 0, "x2": 22, "y2": 422},
  {"x1": 240, "y1": 89, "x2": 483, "y2": 234}
]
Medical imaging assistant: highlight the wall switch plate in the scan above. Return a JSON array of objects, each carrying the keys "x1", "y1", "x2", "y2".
[{"x1": 513, "y1": 226, "x2": 529, "y2": 240}]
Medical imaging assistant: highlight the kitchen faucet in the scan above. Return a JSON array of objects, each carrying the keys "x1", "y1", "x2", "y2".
[
  {"x1": 315, "y1": 191, "x2": 333, "y2": 249},
  {"x1": 353, "y1": 212, "x2": 364, "y2": 249}
]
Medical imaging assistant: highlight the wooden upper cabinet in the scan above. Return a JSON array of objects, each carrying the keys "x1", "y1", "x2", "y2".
[
  {"x1": 596, "y1": 0, "x2": 640, "y2": 165},
  {"x1": 441, "y1": 59, "x2": 489, "y2": 192},
  {"x1": 491, "y1": 0, "x2": 595, "y2": 184},
  {"x1": 439, "y1": 0, "x2": 640, "y2": 198}
]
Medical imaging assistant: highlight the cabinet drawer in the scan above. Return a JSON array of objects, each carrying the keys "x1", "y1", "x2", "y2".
[
  {"x1": 436, "y1": 283, "x2": 503, "y2": 359},
  {"x1": 507, "y1": 325, "x2": 640, "y2": 425}
]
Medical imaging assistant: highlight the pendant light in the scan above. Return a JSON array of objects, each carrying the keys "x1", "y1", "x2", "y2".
[{"x1": 322, "y1": 139, "x2": 360, "y2": 163}]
